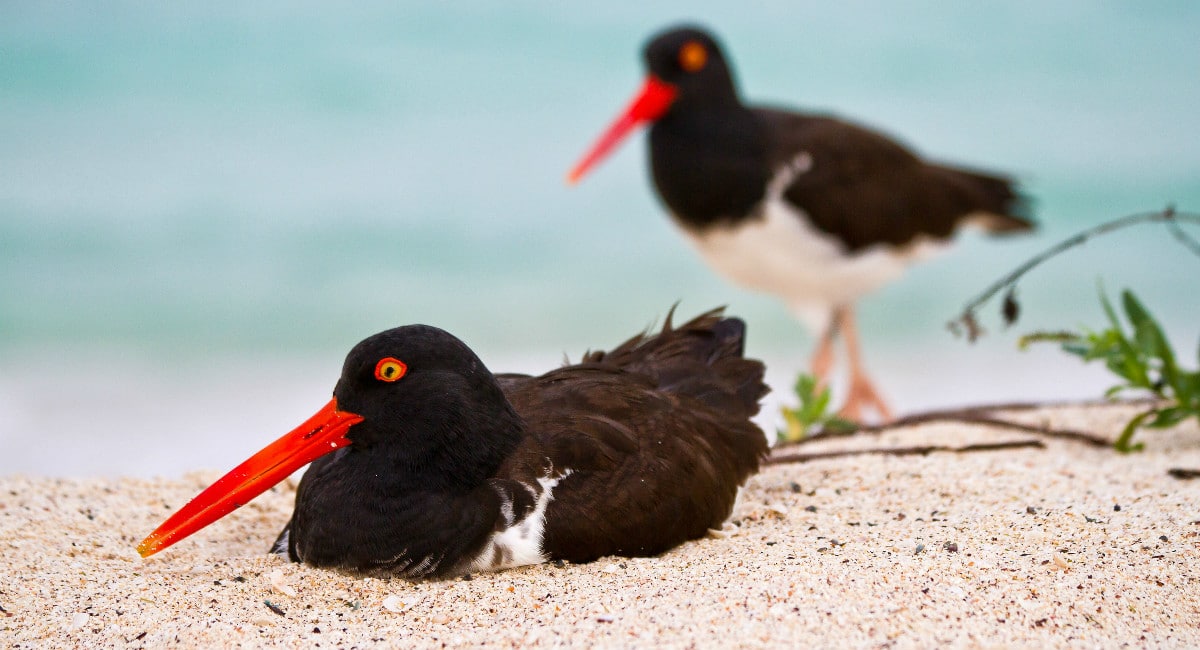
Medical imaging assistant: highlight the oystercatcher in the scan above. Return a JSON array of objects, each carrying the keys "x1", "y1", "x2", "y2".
[
  {"x1": 568, "y1": 25, "x2": 1033, "y2": 420},
  {"x1": 137, "y1": 308, "x2": 768, "y2": 579}
]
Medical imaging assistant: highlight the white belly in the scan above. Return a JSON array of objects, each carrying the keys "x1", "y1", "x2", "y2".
[
  {"x1": 679, "y1": 197, "x2": 946, "y2": 332},
  {"x1": 467, "y1": 471, "x2": 568, "y2": 574}
]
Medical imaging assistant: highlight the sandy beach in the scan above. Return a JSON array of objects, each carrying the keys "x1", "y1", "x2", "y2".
[{"x1": 2, "y1": 401, "x2": 1197, "y2": 648}]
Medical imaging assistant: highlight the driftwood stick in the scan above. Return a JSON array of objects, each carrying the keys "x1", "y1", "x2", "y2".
[
  {"x1": 766, "y1": 397, "x2": 1180, "y2": 464},
  {"x1": 767, "y1": 439, "x2": 1045, "y2": 465},
  {"x1": 776, "y1": 398, "x2": 1153, "y2": 451}
]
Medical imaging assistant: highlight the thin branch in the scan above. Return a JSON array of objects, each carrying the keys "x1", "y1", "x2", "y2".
[
  {"x1": 949, "y1": 207, "x2": 1200, "y2": 342},
  {"x1": 766, "y1": 439, "x2": 1044, "y2": 465},
  {"x1": 1167, "y1": 216, "x2": 1200, "y2": 257},
  {"x1": 776, "y1": 397, "x2": 1157, "y2": 449}
]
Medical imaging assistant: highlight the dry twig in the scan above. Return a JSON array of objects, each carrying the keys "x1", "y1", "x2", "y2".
[
  {"x1": 766, "y1": 398, "x2": 1172, "y2": 464},
  {"x1": 767, "y1": 439, "x2": 1044, "y2": 465}
]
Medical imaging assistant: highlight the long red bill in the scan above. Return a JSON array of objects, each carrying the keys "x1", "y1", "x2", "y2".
[
  {"x1": 566, "y1": 75, "x2": 677, "y2": 184},
  {"x1": 136, "y1": 398, "x2": 363, "y2": 558}
]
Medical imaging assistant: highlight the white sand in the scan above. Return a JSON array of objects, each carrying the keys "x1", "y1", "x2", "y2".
[{"x1": 2, "y1": 402, "x2": 1198, "y2": 648}]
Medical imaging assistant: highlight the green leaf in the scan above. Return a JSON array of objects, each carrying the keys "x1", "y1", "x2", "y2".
[
  {"x1": 822, "y1": 416, "x2": 859, "y2": 434},
  {"x1": 1098, "y1": 288, "x2": 1119, "y2": 331},
  {"x1": 1120, "y1": 289, "x2": 1155, "y2": 335},
  {"x1": 1024, "y1": 286, "x2": 1198, "y2": 452},
  {"x1": 1113, "y1": 409, "x2": 1154, "y2": 453},
  {"x1": 1123, "y1": 290, "x2": 1179, "y2": 394},
  {"x1": 1017, "y1": 331, "x2": 1078, "y2": 351},
  {"x1": 1060, "y1": 341, "x2": 1092, "y2": 358},
  {"x1": 1094, "y1": 289, "x2": 1150, "y2": 388},
  {"x1": 777, "y1": 372, "x2": 861, "y2": 442},
  {"x1": 1145, "y1": 406, "x2": 1193, "y2": 430},
  {"x1": 1099, "y1": 287, "x2": 1121, "y2": 332},
  {"x1": 778, "y1": 408, "x2": 805, "y2": 443},
  {"x1": 1177, "y1": 370, "x2": 1200, "y2": 408},
  {"x1": 1103, "y1": 385, "x2": 1131, "y2": 399},
  {"x1": 810, "y1": 384, "x2": 831, "y2": 419}
]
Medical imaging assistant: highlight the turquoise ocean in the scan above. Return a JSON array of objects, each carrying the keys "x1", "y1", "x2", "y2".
[{"x1": 3, "y1": 2, "x2": 1198, "y2": 477}]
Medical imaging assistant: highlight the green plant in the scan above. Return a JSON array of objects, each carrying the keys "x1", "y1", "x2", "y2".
[
  {"x1": 778, "y1": 374, "x2": 857, "y2": 442},
  {"x1": 1020, "y1": 289, "x2": 1200, "y2": 452}
]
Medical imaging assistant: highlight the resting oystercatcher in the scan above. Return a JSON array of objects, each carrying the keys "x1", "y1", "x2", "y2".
[
  {"x1": 137, "y1": 308, "x2": 768, "y2": 579},
  {"x1": 568, "y1": 25, "x2": 1033, "y2": 420}
]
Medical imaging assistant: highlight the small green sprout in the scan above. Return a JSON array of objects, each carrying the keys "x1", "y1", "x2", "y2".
[
  {"x1": 778, "y1": 374, "x2": 857, "y2": 442},
  {"x1": 1021, "y1": 289, "x2": 1200, "y2": 452}
]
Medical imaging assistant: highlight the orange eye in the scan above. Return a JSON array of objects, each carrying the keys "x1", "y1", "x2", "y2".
[
  {"x1": 374, "y1": 357, "x2": 407, "y2": 382},
  {"x1": 679, "y1": 40, "x2": 707, "y2": 72}
]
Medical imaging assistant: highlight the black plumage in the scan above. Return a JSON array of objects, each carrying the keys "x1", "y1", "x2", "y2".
[
  {"x1": 268, "y1": 307, "x2": 768, "y2": 579},
  {"x1": 570, "y1": 25, "x2": 1034, "y2": 420}
]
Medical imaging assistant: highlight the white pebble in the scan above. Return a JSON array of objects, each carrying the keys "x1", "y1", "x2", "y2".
[
  {"x1": 269, "y1": 568, "x2": 297, "y2": 597},
  {"x1": 382, "y1": 594, "x2": 419, "y2": 613}
]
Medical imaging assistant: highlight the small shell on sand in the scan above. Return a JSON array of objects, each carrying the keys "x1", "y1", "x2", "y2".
[
  {"x1": 382, "y1": 594, "x2": 420, "y2": 613},
  {"x1": 268, "y1": 568, "x2": 297, "y2": 597}
]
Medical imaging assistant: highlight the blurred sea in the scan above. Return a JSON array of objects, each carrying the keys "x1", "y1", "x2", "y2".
[{"x1": 2, "y1": 2, "x2": 1198, "y2": 477}]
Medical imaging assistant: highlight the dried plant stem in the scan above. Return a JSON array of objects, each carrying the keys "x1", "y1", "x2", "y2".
[
  {"x1": 949, "y1": 207, "x2": 1200, "y2": 341},
  {"x1": 766, "y1": 439, "x2": 1044, "y2": 465},
  {"x1": 766, "y1": 398, "x2": 1173, "y2": 464}
]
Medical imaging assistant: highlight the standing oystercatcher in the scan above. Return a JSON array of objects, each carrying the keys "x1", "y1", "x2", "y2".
[
  {"x1": 137, "y1": 308, "x2": 768, "y2": 579},
  {"x1": 568, "y1": 25, "x2": 1033, "y2": 420}
]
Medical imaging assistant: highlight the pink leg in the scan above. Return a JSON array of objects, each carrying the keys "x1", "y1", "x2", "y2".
[
  {"x1": 837, "y1": 306, "x2": 894, "y2": 422},
  {"x1": 809, "y1": 310, "x2": 840, "y2": 389}
]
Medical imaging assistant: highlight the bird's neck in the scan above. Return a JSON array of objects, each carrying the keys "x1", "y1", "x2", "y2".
[
  {"x1": 391, "y1": 404, "x2": 527, "y2": 494},
  {"x1": 648, "y1": 106, "x2": 770, "y2": 228},
  {"x1": 341, "y1": 374, "x2": 528, "y2": 494}
]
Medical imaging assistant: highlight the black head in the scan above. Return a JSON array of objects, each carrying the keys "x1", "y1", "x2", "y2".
[
  {"x1": 332, "y1": 325, "x2": 524, "y2": 490},
  {"x1": 565, "y1": 25, "x2": 746, "y2": 185},
  {"x1": 643, "y1": 25, "x2": 740, "y2": 111},
  {"x1": 136, "y1": 324, "x2": 526, "y2": 558}
]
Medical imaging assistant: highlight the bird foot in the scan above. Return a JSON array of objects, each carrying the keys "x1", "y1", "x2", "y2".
[{"x1": 836, "y1": 376, "x2": 893, "y2": 423}]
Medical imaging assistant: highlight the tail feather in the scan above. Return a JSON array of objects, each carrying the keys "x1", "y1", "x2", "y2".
[
  {"x1": 926, "y1": 165, "x2": 1035, "y2": 235},
  {"x1": 582, "y1": 306, "x2": 768, "y2": 420}
]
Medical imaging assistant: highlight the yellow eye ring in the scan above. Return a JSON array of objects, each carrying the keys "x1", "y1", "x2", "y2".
[
  {"x1": 374, "y1": 357, "x2": 408, "y2": 382},
  {"x1": 679, "y1": 40, "x2": 707, "y2": 72}
]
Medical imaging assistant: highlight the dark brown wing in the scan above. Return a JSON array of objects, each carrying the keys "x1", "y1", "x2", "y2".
[
  {"x1": 755, "y1": 108, "x2": 1033, "y2": 251},
  {"x1": 578, "y1": 306, "x2": 765, "y2": 421},
  {"x1": 498, "y1": 308, "x2": 768, "y2": 563}
]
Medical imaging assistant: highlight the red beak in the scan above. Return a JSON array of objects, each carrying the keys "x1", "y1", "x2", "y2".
[
  {"x1": 566, "y1": 75, "x2": 678, "y2": 184},
  {"x1": 136, "y1": 398, "x2": 363, "y2": 558}
]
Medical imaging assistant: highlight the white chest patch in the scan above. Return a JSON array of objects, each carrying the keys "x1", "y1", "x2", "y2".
[
  {"x1": 466, "y1": 471, "x2": 570, "y2": 574},
  {"x1": 678, "y1": 154, "x2": 947, "y2": 332}
]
